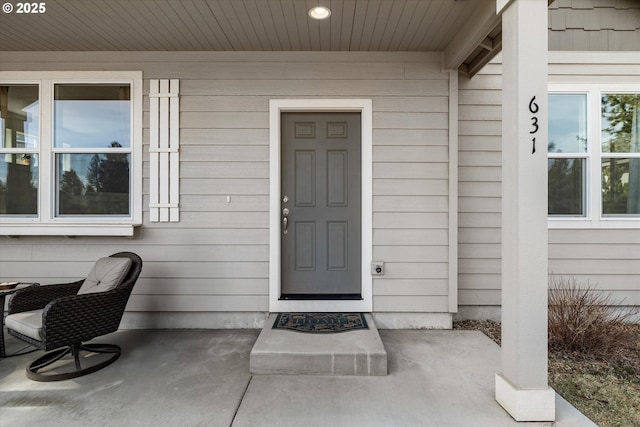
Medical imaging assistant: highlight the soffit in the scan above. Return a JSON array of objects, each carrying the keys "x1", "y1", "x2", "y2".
[
  {"x1": 1, "y1": 0, "x2": 510, "y2": 75},
  {"x1": 0, "y1": 0, "x2": 479, "y2": 52}
]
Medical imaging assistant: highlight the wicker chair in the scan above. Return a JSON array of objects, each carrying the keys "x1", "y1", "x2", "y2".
[{"x1": 6, "y1": 252, "x2": 142, "y2": 381}]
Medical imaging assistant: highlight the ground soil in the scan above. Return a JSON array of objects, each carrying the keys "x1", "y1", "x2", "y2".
[{"x1": 453, "y1": 320, "x2": 640, "y2": 427}]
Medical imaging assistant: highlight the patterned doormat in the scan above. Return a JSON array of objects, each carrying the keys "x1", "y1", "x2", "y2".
[{"x1": 273, "y1": 313, "x2": 369, "y2": 333}]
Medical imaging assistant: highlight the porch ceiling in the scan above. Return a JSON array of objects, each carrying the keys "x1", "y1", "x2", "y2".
[{"x1": 0, "y1": 0, "x2": 502, "y2": 74}]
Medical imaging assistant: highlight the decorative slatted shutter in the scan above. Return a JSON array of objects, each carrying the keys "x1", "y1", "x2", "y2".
[{"x1": 149, "y1": 79, "x2": 180, "y2": 222}]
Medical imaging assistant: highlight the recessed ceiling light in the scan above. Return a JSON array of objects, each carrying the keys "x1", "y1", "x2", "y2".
[{"x1": 308, "y1": 6, "x2": 331, "y2": 20}]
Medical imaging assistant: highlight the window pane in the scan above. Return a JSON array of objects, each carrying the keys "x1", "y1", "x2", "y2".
[
  {"x1": 0, "y1": 85, "x2": 39, "y2": 149},
  {"x1": 57, "y1": 153, "x2": 130, "y2": 215},
  {"x1": 602, "y1": 157, "x2": 640, "y2": 216},
  {"x1": 0, "y1": 153, "x2": 38, "y2": 215},
  {"x1": 601, "y1": 93, "x2": 640, "y2": 153},
  {"x1": 548, "y1": 94, "x2": 588, "y2": 154},
  {"x1": 54, "y1": 84, "x2": 131, "y2": 149},
  {"x1": 548, "y1": 158, "x2": 585, "y2": 216}
]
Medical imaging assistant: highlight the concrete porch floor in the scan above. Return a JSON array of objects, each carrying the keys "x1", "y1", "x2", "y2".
[{"x1": 0, "y1": 328, "x2": 596, "y2": 427}]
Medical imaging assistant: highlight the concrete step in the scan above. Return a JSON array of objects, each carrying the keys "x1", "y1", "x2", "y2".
[{"x1": 250, "y1": 313, "x2": 387, "y2": 376}]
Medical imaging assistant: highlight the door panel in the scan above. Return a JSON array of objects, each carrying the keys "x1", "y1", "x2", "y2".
[
  {"x1": 327, "y1": 150, "x2": 348, "y2": 206},
  {"x1": 281, "y1": 112, "x2": 361, "y2": 297},
  {"x1": 295, "y1": 151, "x2": 315, "y2": 206},
  {"x1": 295, "y1": 222, "x2": 316, "y2": 271},
  {"x1": 327, "y1": 222, "x2": 348, "y2": 271}
]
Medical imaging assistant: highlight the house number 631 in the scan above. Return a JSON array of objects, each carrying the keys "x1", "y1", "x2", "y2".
[{"x1": 529, "y1": 96, "x2": 539, "y2": 154}]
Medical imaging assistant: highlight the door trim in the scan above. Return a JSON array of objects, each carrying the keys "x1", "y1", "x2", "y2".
[{"x1": 269, "y1": 99, "x2": 373, "y2": 313}]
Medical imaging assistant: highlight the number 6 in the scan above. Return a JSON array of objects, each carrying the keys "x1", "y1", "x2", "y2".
[{"x1": 529, "y1": 96, "x2": 539, "y2": 114}]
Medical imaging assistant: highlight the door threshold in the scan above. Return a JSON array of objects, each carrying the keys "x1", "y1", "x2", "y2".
[{"x1": 280, "y1": 293, "x2": 363, "y2": 301}]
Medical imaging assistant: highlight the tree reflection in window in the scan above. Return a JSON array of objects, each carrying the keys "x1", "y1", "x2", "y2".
[
  {"x1": 601, "y1": 94, "x2": 640, "y2": 216},
  {"x1": 0, "y1": 154, "x2": 38, "y2": 215},
  {"x1": 548, "y1": 157, "x2": 585, "y2": 216},
  {"x1": 0, "y1": 84, "x2": 39, "y2": 216},
  {"x1": 58, "y1": 142, "x2": 129, "y2": 216},
  {"x1": 54, "y1": 83, "x2": 132, "y2": 217},
  {"x1": 547, "y1": 94, "x2": 588, "y2": 217}
]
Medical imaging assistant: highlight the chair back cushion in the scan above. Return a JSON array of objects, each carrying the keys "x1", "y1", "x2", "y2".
[
  {"x1": 6, "y1": 309, "x2": 44, "y2": 341},
  {"x1": 77, "y1": 257, "x2": 132, "y2": 295}
]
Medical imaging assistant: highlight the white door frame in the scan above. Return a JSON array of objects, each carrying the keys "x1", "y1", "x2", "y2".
[{"x1": 269, "y1": 99, "x2": 373, "y2": 312}]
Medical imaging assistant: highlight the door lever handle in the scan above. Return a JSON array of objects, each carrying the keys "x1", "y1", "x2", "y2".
[{"x1": 282, "y1": 208, "x2": 289, "y2": 235}]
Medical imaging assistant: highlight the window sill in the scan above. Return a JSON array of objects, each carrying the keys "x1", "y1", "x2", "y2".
[
  {"x1": 0, "y1": 223, "x2": 138, "y2": 237},
  {"x1": 548, "y1": 219, "x2": 640, "y2": 229}
]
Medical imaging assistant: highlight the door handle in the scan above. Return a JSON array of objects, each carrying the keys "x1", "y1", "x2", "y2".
[{"x1": 282, "y1": 208, "x2": 289, "y2": 235}]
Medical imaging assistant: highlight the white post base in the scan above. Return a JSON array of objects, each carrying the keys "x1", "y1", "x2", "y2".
[{"x1": 495, "y1": 373, "x2": 556, "y2": 421}]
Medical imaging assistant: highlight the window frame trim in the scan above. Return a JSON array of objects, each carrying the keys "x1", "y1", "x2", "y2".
[
  {"x1": 0, "y1": 71, "x2": 143, "y2": 236},
  {"x1": 548, "y1": 83, "x2": 640, "y2": 229}
]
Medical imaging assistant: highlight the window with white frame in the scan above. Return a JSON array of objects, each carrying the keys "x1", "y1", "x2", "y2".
[
  {"x1": 0, "y1": 72, "x2": 142, "y2": 236},
  {"x1": 548, "y1": 86, "x2": 640, "y2": 225},
  {"x1": 0, "y1": 84, "x2": 39, "y2": 217}
]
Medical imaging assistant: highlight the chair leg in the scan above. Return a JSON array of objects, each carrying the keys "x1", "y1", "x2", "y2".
[
  {"x1": 72, "y1": 343, "x2": 82, "y2": 371},
  {"x1": 29, "y1": 346, "x2": 73, "y2": 371},
  {"x1": 27, "y1": 343, "x2": 122, "y2": 382}
]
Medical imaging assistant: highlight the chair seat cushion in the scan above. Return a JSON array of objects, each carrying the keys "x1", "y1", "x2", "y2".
[
  {"x1": 77, "y1": 257, "x2": 132, "y2": 295},
  {"x1": 6, "y1": 309, "x2": 43, "y2": 341}
]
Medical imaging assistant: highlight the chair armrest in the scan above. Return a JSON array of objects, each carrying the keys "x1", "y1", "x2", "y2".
[
  {"x1": 8, "y1": 280, "x2": 84, "y2": 315},
  {"x1": 40, "y1": 287, "x2": 129, "y2": 348}
]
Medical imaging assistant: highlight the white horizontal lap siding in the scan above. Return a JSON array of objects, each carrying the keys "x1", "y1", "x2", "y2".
[
  {"x1": 547, "y1": 53, "x2": 640, "y2": 307},
  {"x1": 549, "y1": 229, "x2": 640, "y2": 305},
  {"x1": 458, "y1": 53, "x2": 640, "y2": 310},
  {"x1": 371, "y1": 59, "x2": 450, "y2": 313},
  {"x1": 0, "y1": 51, "x2": 450, "y2": 314},
  {"x1": 457, "y1": 61, "x2": 503, "y2": 308}
]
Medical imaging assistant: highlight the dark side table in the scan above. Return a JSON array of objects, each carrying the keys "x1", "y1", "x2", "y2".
[{"x1": 1, "y1": 283, "x2": 38, "y2": 358}]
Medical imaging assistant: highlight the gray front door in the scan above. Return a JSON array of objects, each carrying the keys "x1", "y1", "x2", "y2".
[{"x1": 281, "y1": 112, "x2": 361, "y2": 298}]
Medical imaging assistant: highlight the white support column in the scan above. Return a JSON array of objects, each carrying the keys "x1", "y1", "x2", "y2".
[{"x1": 496, "y1": 0, "x2": 555, "y2": 422}]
